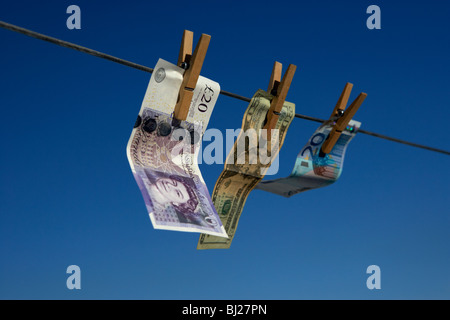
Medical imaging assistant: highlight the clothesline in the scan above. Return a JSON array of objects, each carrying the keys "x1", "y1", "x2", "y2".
[{"x1": 0, "y1": 20, "x2": 448, "y2": 156}]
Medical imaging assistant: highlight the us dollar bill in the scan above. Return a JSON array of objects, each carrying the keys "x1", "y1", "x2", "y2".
[
  {"x1": 197, "y1": 89, "x2": 295, "y2": 249},
  {"x1": 256, "y1": 119, "x2": 361, "y2": 197},
  {"x1": 126, "y1": 59, "x2": 227, "y2": 237}
]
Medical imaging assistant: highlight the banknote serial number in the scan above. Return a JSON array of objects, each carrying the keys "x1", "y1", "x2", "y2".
[{"x1": 182, "y1": 304, "x2": 267, "y2": 317}]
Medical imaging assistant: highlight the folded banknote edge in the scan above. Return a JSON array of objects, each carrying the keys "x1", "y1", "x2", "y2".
[{"x1": 149, "y1": 213, "x2": 229, "y2": 239}]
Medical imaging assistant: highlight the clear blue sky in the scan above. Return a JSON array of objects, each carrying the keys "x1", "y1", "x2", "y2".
[{"x1": 0, "y1": 0, "x2": 449, "y2": 299}]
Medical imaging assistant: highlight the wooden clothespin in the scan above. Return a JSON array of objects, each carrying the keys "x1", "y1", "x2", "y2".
[
  {"x1": 173, "y1": 30, "x2": 211, "y2": 122},
  {"x1": 320, "y1": 83, "x2": 367, "y2": 154},
  {"x1": 263, "y1": 61, "x2": 297, "y2": 139}
]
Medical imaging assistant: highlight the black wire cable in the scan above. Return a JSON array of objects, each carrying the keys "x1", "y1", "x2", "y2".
[
  {"x1": 1, "y1": 20, "x2": 449, "y2": 156},
  {"x1": 0, "y1": 21, "x2": 154, "y2": 73}
]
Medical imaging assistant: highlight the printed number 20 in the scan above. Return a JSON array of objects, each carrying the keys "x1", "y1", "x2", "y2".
[
  {"x1": 300, "y1": 133, "x2": 326, "y2": 157},
  {"x1": 198, "y1": 85, "x2": 214, "y2": 112}
]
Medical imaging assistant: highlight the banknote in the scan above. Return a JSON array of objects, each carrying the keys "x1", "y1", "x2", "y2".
[
  {"x1": 256, "y1": 119, "x2": 361, "y2": 197},
  {"x1": 141, "y1": 58, "x2": 219, "y2": 134},
  {"x1": 197, "y1": 89, "x2": 295, "y2": 249},
  {"x1": 126, "y1": 59, "x2": 227, "y2": 237}
]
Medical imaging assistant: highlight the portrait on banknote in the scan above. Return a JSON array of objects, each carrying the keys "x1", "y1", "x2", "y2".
[{"x1": 141, "y1": 169, "x2": 212, "y2": 227}]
